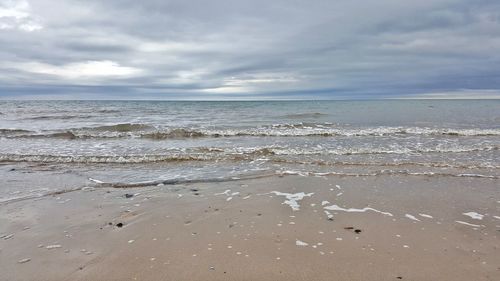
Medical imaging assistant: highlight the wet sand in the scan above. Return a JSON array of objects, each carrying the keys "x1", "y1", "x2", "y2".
[{"x1": 1, "y1": 174, "x2": 499, "y2": 281}]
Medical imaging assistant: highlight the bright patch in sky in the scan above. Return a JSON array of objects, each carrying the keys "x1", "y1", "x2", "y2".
[{"x1": 13, "y1": 61, "x2": 142, "y2": 79}]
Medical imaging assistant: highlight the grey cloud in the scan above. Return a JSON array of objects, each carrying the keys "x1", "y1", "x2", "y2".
[{"x1": 0, "y1": 0, "x2": 499, "y2": 99}]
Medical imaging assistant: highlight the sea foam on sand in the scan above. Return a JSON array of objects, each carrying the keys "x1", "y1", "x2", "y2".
[{"x1": 271, "y1": 191, "x2": 314, "y2": 211}]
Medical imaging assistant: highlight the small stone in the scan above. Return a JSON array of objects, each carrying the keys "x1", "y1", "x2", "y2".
[
  {"x1": 18, "y1": 258, "x2": 31, "y2": 264},
  {"x1": 124, "y1": 194, "x2": 134, "y2": 198},
  {"x1": 116, "y1": 223, "x2": 124, "y2": 228}
]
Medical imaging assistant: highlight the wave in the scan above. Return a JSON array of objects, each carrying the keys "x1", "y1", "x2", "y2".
[
  {"x1": 141, "y1": 129, "x2": 205, "y2": 139},
  {"x1": 85, "y1": 123, "x2": 154, "y2": 132},
  {"x1": 0, "y1": 128, "x2": 33, "y2": 135},
  {"x1": 24, "y1": 115, "x2": 94, "y2": 120},
  {"x1": 1, "y1": 143, "x2": 498, "y2": 164},
  {"x1": 276, "y1": 169, "x2": 499, "y2": 179},
  {"x1": 0, "y1": 154, "x2": 213, "y2": 164},
  {"x1": 270, "y1": 159, "x2": 500, "y2": 169},
  {"x1": 3, "y1": 125, "x2": 500, "y2": 140},
  {"x1": 282, "y1": 112, "x2": 328, "y2": 119},
  {"x1": 96, "y1": 109, "x2": 120, "y2": 113}
]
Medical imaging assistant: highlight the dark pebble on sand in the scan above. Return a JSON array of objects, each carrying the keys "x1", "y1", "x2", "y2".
[
  {"x1": 116, "y1": 223, "x2": 124, "y2": 228},
  {"x1": 344, "y1": 227, "x2": 354, "y2": 230},
  {"x1": 190, "y1": 188, "x2": 199, "y2": 192},
  {"x1": 193, "y1": 192, "x2": 200, "y2": 195},
  {"x1": 354, "y1": 229, "x2": 362, "y2": 234},
  {"x1": 257, "y1": 213, "x2": 262, "y2": 216},
  {"x1": 396, "y1": 277, "x2": 403, "y2": 279},
  {"x1": 124, "y1": 194, "x2": 133, "y2": 198},
  {"x1": 327, "y1": 217, "x2": 334, "y2": 221}
]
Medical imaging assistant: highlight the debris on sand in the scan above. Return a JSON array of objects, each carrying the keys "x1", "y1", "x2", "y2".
[
  {"x1": 18, "y1": 258, "x2": 31, "y2": 264},
  {"x1": 2, "y1": 234, "x2": 14, "y2": 240},
  {"x1": 124, "y1": 193, "x2": 134, "y2": 198},
  {"x1": 296, "y1": 240, "x2": 309, "y2": 246},
  {"x1": 46, "y1": 245, "x2": 62, "y2": 249},
  {"x1": 344, "y1": 227, "x2": 362, "y2": 234}
]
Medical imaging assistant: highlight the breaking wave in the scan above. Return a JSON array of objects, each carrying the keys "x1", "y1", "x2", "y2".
[
  {"x1": 0, "y1": 143, "x2": 498, "y2": 164},
  {"x1": 2, "y1": 125, "x2": 500, "y2": 139}
]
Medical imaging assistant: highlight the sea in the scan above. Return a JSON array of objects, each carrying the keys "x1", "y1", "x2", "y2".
[{"x1": 1, "y1": 100, "x2": 499, "y2": 203}]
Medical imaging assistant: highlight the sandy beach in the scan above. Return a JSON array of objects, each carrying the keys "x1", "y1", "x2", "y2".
[{"x1": 1, "y1": 173, "x2": 499, "y2": 281}]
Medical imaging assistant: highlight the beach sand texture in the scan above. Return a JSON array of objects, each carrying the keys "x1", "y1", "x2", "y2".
[{"x1": 1, "y1": 174, "x2": 499, "y2": 281}]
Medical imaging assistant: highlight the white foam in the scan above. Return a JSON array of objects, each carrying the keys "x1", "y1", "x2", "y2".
[
  {"x1": 463, "y1": 212, "x2": 484, "y2": 220},
  {"x1": 271, "y1": 191, "x2": 314, "y2": 211},
  {"x1": 46, "y1": 245, "x2": 62, "y2": 249},
  {"x1": 455, "y1": 221, "x2": 483, "y2": 227},
  {"x1": 295, "y1": 240, "x2": 308, "y2": 246},
  {"x1": 405, "y1": 214, "x2": 420, "y2": 222},
  {"x1": 324, "y1": 210, "x2": 334, "y2": 219},
  {"x1": 419, "y1": 213, "x2": 433, "y2": 219},
  {"x1": 88, "y1": 178, "x2": 103, "y2": 184},
  {"x1": 323, "y1": 205, "x2": 393, "y2": 216},
  {"x1": 493, "y1": 216, "x2": 500, "y2": 220},
  {"x1": 321, "y1": 201, "x2": 330, "y2": 206},
  {"x1": 215, "y1": 189, "x2": 231, "y2": 196}
]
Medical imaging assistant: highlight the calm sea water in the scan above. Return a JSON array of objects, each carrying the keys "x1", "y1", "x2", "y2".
[{"x1": 1, "y1": 100, "x2": 499, "y2": 202}]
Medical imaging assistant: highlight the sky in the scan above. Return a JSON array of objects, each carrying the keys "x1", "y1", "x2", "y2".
[{"x1": 1, "y1": 0, "x2": 500, "y2": 100}]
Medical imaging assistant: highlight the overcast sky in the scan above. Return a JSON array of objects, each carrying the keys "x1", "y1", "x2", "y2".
[{"x1": 1, "y1": 0, "x2": 500, "y2": 100}]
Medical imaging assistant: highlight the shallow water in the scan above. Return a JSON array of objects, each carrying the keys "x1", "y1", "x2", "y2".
[{"x1": 1, "y1": 100, "x2": 499, "y2": 202}]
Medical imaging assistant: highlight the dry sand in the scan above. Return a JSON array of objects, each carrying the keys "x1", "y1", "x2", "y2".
[{"x1": 1, "y1": 174, "x2": 499, "y2": 281}]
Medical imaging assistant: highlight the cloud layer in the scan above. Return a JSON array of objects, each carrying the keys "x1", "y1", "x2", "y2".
[{"x1": 1, "y1": 0, "x2": 500, "y2": 99}]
